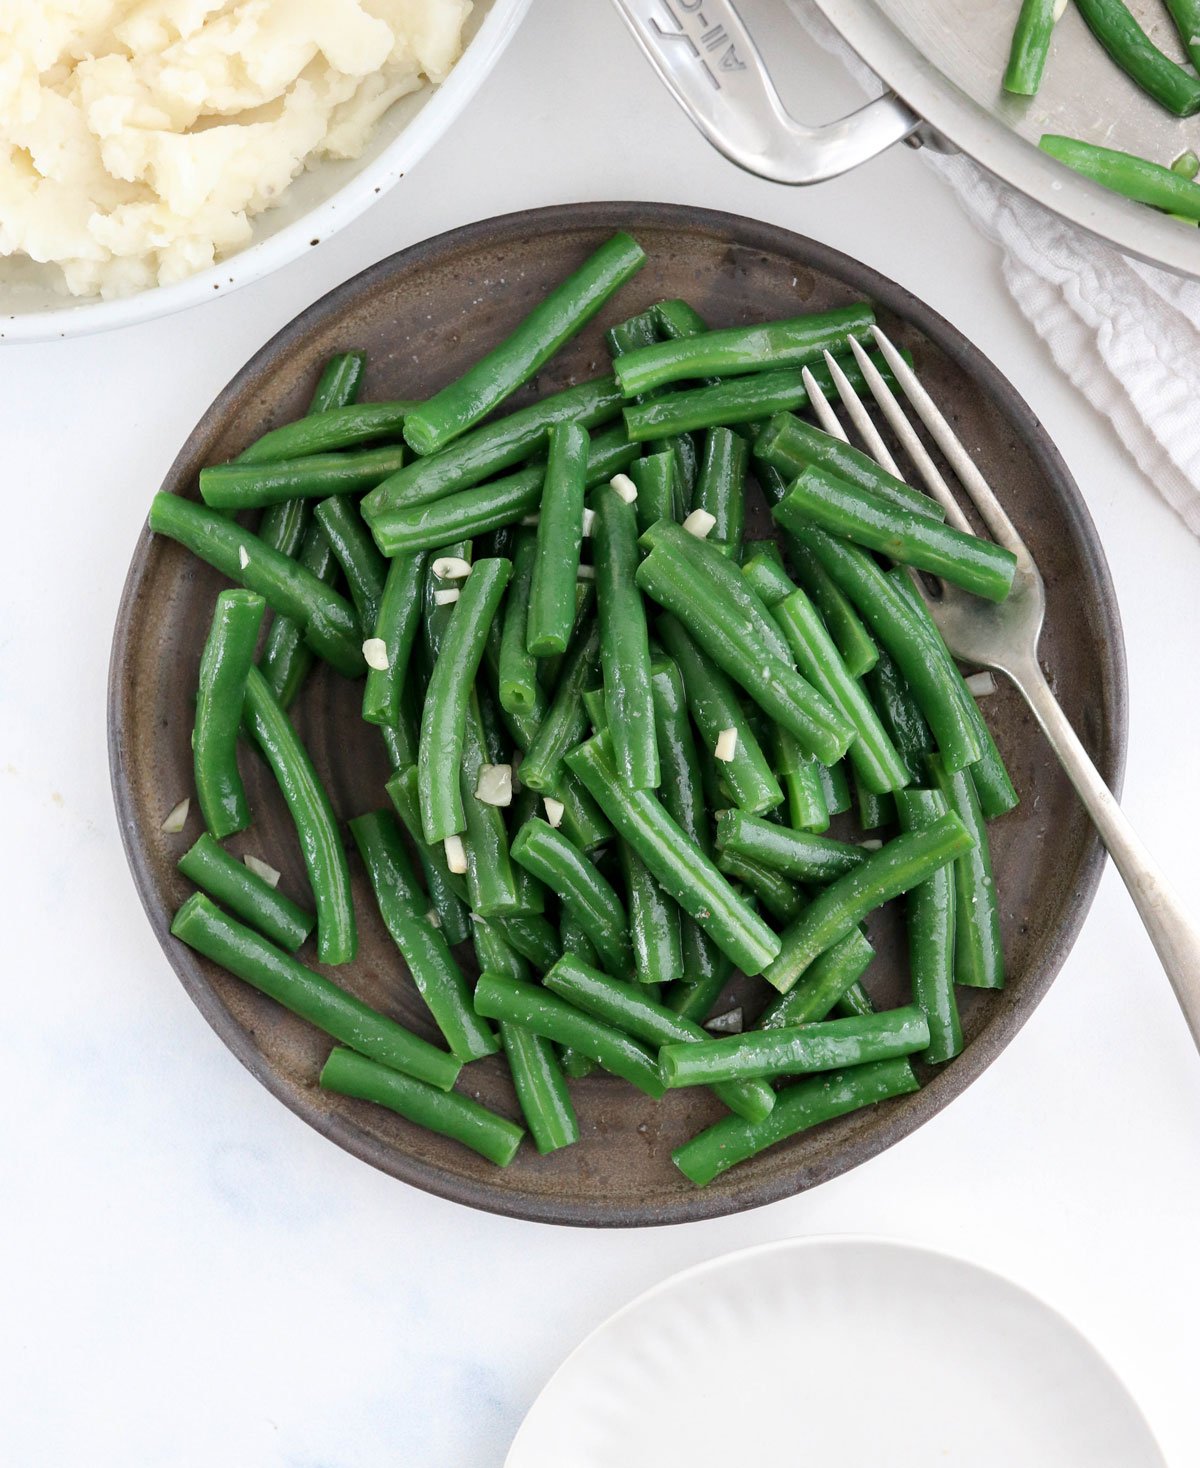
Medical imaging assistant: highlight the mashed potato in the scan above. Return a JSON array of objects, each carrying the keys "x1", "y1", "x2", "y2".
[{"x1": 0, "y1": 0, "x2": 471, "y2": 298}]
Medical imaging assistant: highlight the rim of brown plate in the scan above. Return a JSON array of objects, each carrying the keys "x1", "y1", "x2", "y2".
[{"x1": 108, "y1": 201, "x2": 1128, "y2": 1227}]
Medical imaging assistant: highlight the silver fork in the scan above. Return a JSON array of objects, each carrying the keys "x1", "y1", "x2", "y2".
[{"x1": 806, "y1": 328, "x2": 1200, "y2": 1048}]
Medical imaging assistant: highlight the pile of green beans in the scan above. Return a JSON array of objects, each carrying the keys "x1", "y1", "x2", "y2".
[{"x1": 152, "y1": 234, "x2": 1021, "y2": 1184}]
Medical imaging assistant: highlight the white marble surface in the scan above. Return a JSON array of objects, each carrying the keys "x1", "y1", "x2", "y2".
[{"x1": 3, "y1": 3, "x2": 1199, "y2": 1464}]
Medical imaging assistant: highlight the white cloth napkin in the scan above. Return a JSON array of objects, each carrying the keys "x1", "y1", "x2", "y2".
[{"x1": 792, "y1": 0, "x2": 1200, "y2": 537}]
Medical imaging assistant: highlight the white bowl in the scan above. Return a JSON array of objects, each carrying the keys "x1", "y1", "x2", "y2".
[{"x1": 0, "y1": 0, "x2": 530, "y2": 345}]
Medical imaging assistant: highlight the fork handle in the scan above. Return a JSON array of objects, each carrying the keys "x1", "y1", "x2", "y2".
[{"x1": 1011, "y1": 655, "x2": 1200, "y2": 1047}]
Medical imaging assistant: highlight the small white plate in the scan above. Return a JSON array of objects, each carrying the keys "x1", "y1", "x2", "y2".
[{"x1": 507, "y1": 1237, "x2": 1164, "y2": 1468}]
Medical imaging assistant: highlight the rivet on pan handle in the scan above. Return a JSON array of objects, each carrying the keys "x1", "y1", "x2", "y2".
[{"x1": 609, "y1": 0, "x2": 921, "y2": 183}]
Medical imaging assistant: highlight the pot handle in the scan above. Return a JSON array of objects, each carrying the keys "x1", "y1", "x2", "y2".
[{"x1": 609, "y1": 0, "x2": 921, "y2": 183}]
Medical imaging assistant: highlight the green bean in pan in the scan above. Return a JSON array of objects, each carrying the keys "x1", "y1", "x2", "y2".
[
  {"x1": 319, "y1": 1047, "x2": 522, "y2": 1166},
  {"x1": 236, "y1": 402, "x2": 414, "y2": 467},
  {"x1": 519, "y1": 621, "x2": 600, "y2": 794},
  {"x1": 742, "y1": 553, "x2": 909, "y2": 794},
  {"x1": 1039, "y1": 134, "x2": 1200, "y2": 219},
  {"x1": 715, "y1": 809, "x2": 868, "y2": 884},
  {"x1": 403, "y1": 231, "x2": 647, "y2": 456},
  {"x1": 755, "y1": 928, "x2": 875, "y2": 1031},
  {"x1": 178, "y1": 834, "x2": 314, "y2": 952},
  {"x1": 505, "y1": 790, "x2": 553, "y2": 920},
  {"x1": 1003, "y1": 0, "x2": 1062, "y2": 95},
  {"x1": 819, "y1": 759, "x2": 853, "y2": 816},
  {"x1": 593, "y1": 480, "x2": 661, "y2": 790},
  {"x1": 193, "y1": 589, "x2": 265, "y2": 839},
  {"x1": 629, "y1": 452, "x2": 678, "y2": 533},
  {"x1": 172, "y1": 895, "x2": 456, "y2": 1088},
  {"x1": 497, "y1": 530, "x2": 540, "y2": 714},
  {"x1": 496, "y1": 914, "x2": 562, "y2": 973},
  {"x1": 543, "y1": 957, "x2": 775, "y2": 1124},
  {"x1": 620, "y1": 841, "x2": 685, "y2": 987},
  {"x1": 472, "y1": 915, "x2": 532, "y2": 983},
  {"x1": 350, "y1": 811, "x2": 498, "y2": 1062},
  {"x1": 834, "y1": 981, "x2": 876, "y2": 1020},
  {"x1": 895, "y1": 788, "x2": 962, "y2": 1064},
  {"x1": 501, "y1": 1024, "x2": 579, "y2": 1155},
  {"x1": 692, "y1": 427, "x2": 748, "y2": 550},
  {"x1": 243, "y1": 667, "x2": 357, "y2": 964},
  {"x1": 307, "y1": 351, "x2": 367, "y2": 415},
  {"x1": 459, "y1": 692, "x2": 524, "y2": 918},
  {"x1": 793, "y1": 525, "x2": 983, "y2": 770},
  {"x1": 510, "y1": 817, "x2": 633, "y2": 979},
  {"x1": 259, "y1": 521, "x2": 339, "y2": 709},
  {"x1": 566, "y1": 732, "x2": 781, "y2": 976},
  {"x1": 363, "y1": 376, "x2": 621, "y2": 517},
  {"x1": 778, "y1": 737, "x2": 831, "y2": 834},
  {"x1": 652, "y1": 298, "x2": 711, "y2": 343},
  {"x1": 313, "y1": 493, "x2": 388, "y2": 632},
  {"x1": 762, "y1": 811, "x2": 975, "y2": 995},
  {"x1": 606, "y1": 308, "x2": 660, "y2": 359},
  {"x1": 774, "y1": 466, "x2": 1018, "y2": 603},
  {"x1": 673, "y1": 1056, "x2": 918, "y2": 1187},
  {"x1": 614, "y1": 303, "x2": 875, "y2": 397},
  {"x1": 385, "y1": 766, "x2": 471, "y2": 945},
  {"x1": 755, "y1": 413, "x2": 944, "y2": 523},
  {"x1": 378, "y1": 711, "x2": 418, "y2": 774},
  {"x1": 863, "y1": 646, "x2": 934, "y2": 785},
  {"x1": 527, "y1": 421, "x2": 589, "y2": 657},
  {"x1": 148, "y1": 494, "x2": 365, "y2": 678},
  {"x1": 855, "y1": 779, "x2": 895, "y2": 832},
  {"x1": 417, "y1": 557, "x2": 513, "y2": 845},
  {"x1": 637, "y1": 542, "x2": 854, "y2": 765},
  {"x1": 660, "y1": 1006, "x2": 929, "y2": 1089},
  {"x1": 423, "y1": 540, "x2": 474, "y2": 659},
  {"x1": 370, "y1": 466, "x2": 544, "y2": 557},
  {"x1": 715, "y1": 849, "x2": 807, "y2": 926},
  {"x1": 200, "y1": 444, "x2": 408, "y2": 511},
  {"x1": 1073, "y1": 0, "x2": 1200, "y2": 116},
  {"x1": 362, "y1": 552, "x2": 428, "y2": 728},
  {"x1": 472, "y1": 971, "x2": 666, "y2": 1098},
  {"x1": 928, "y1": 754, "x2": 1005, "y2": 991},
  {"x1": 656, "y1": 616, "x2": 783, "y2": 816}
]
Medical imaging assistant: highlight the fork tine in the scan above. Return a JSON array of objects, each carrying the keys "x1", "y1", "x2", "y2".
[
  {"x1": 869, "y1": 326, "x2": 1030, "y2": 562},
  {"x1": 821, "y1": 350, "x2": 904, "y2": 478},
  {"x1": 845, "y1": 338, "x2": 971, "y2": 534},
  {"x1": 801, "y1": 366, "x2": 849, "y2": 442}
]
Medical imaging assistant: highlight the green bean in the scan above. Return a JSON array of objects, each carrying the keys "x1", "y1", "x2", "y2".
[
  {"x1": 743, "y1": 554, "x2": 910, "y2": 794},
  {"x1": 1003, "y1": 0, "x2": 1062, "y2": 95},
  {"x1": 459, "y1": 692, "x2": 523, "y2": 917},
  {"x1": 652, "y1": 298, "x2": 712, "y2": 348},
  {"x1": 1039, "y1": 134, "x2": 1200, "y2": 217},
  {"x1": 661, "y1": 1006, "x2": 929, "y2": 1088},
  {"x1": 503, "y1": 788, "x2": 549, "y2": 919},
  {"x1": 497, "y1": 530, "x2": 540, "y2": 713},
  {"x1": 566, "y1": 733, "x2": 781, "y2": 976},
  {"x1": 178, "y1": 833, "x2": 314, "y2": 951},
  {"x1": 775, "y1": 732, "x2": 830, "y2": 833},
  {"x1": 501, "y1": 1024, "x2": 579, "y2": 1155},
  {"x1": 385, "y1": 766, "x2": 471, "y2": 944},
  {"x1": 148, "y1": 494, "x2": 365, "y2": 679},
  {"x1": 309, "y1": 351, "x2": 367, "y2": 413},
  {"x1": 1173, "y1": 147, "x2": 1200, "y2": 179},
  {"x1": 716, "y1": 809, "x2": 868, "y2": 883},
  {"x1": 172, "y1": 894, "x2": 456, "y2": 1087},
  {"x1": 370, "y1": 466, "x2": 544, "y2": 556},
  {"x1": 241, "y1": 667, "x2": 355, "y2": 963},
  {"x1": 404, "y1": 232, "x2": 646, "y2": 455},
  {"x1": 350, "y1": 811, "x2": 498, "y2": 1062},
  {"x1": 629, "y1": 451, "x2": 679, "y2": 533},
  {"x1": 819, "y1": 759, "x2": 853, "y2": 816},
  {"x1": 774, "y1": 465, "x2": 1017, "y2": 603},
  {"x1": 594, "y1": 481, "x2": 660, "y2": 789},
  {"x1": 620, "y1": 841, "x2": 685, "y2": 986},
  {"x1": 556, "y1": 915, "x2": 601, "y2": 1083},
  {"x1": 379, "y1": 709, "x2": 418, "y2": 771},
  {"x1": 193, "y1": 590, "x2": 265, "y2": 839},
  {"x1": 856, "y1": 777, "x2": 895, "y2": 832},
  {"x1": 496, "y1": 914, "x2": 562, "y2": 973},
  {"x1": 235, "y1": 402, "x2": 413, "y2": 467},
  {"x1": 200, "y1": 444, "x2": 408, "y2": 511},
  {"x1": 716, "y1": 848, "x2": 806, "y2": 925},
  {"x1": 519, "y1": 621, "x2": 599, "y2": 794},
  {"x1": 543, "y1": 956, "x2": 775, "y2": 1123},
  {"x1": 895, "y1": 789, "x2": 962, "y2": 1064},
  {"x1": 319, "y1": 1047, "x2": 521, "y2": 1165},
  {"x1": 527, "y1": 421, "x2": 589, "y2": 656},
  {"x1": 472, "y1": 971, "x2": 665, "y2": 1098},
  {"x1": 313, "y1": 493, "x2": 388, "y2": 632},
  {"x1": 423, "y1": 540, "x2": 473, "y2": 660},
  {"x1": 637, "y1": 541, "x2": 854, "y2": 764},
  {"x1": 417, "y1": 558, "x2": 513, "y2": 844},
  {"x1": 794, "y1": 525, "x2": 983, "y2": 770},
  {"x1": 835, "y1": 981, "x2": 876, "y2": 1019},
  {"x1": 363, "y1": 376, "x2": 621, "y2": 517},
  {"x1": 755, "y1": 413, "x2": 944, "y2": 523},
  {"x1": 928, "y1": 754, "x2": 1005, "y2": 990},
  {"x1": 362, "y1": 552, "x2": 427, "y2": 727},
  {"x1": 692, "y1": 427, "x2": 748, "y2": 551},
  {"x1": 657, "y1": 616, "x2": 782, "y2": 815},
  {"x1": 763, "y1": 812, "x2": 974, "y2": 994},
  {"x1": 259, "y1": 521, "x2": 338, "y2": 709},
  {"x1": 756, "y1": 929, "x2": 875, "y2": 1030},
  {"x1": 667, "y1": 958, "x2": 735, "y2": 1024},
  {"x1": 606, "y1": 308, "x2": 660, "y2": 359},
  {"x1": 1074, "y1": 0, "x2": 1200, "y2": 116},
  {"x1": 863, "y1": 647, "x2": 934, "y2": 785},
  {"x1": 472, "y1": 914, "x2": 532, "y2": 983},
  {"x1": 615, "y1": 304, "x2": 875, "y2": 396},
  {"x1": 582, "y1": 423, "x2": 642, "y2": 485},
  {"x1": 510, "y1": 817, "x2": 633, "y2": 978},
  {"x1": 673, "y1": 1055, "x2": 918, "y2": 1187}
]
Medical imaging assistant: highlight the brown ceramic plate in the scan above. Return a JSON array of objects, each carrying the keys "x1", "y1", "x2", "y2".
[{"x1": 108, "y1": 202, "x2": 1126, "y2": 1227}]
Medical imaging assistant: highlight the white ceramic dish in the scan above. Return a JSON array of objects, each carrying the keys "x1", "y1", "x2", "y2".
[
  {"x1": 507, "y1": 1236, "x2": 1165, "y2": 1468},
  {"x1": 0, "y1": 0, "x2": 530, "y2": 346}
]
